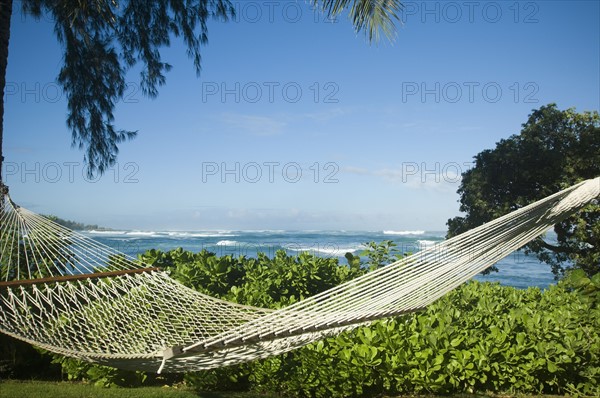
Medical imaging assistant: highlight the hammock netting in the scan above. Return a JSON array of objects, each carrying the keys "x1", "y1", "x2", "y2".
[{"x1": 0, "y1": 178, "x2": 598, "y2": 373}]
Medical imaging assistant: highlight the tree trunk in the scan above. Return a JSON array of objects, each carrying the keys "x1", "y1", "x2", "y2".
[{"x1": 0, "y1": 0, "x2": 13, "y2": 192}]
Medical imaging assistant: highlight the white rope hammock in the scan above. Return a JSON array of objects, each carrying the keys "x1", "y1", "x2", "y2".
[{"x1": 0, "y1": 177, "x2": 598, "y2": 373}]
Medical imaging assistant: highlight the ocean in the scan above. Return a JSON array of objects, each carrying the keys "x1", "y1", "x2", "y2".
[{"x1": 84, "y1": 229, "x2": 557, "y2": 289}]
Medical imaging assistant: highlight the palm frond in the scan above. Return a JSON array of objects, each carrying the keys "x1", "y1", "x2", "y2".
[{"x1": 312, "y1": 0, "x2": 402, "y2": 42}]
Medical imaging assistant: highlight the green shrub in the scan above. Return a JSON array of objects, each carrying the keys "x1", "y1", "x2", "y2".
[
  {"x1": 243, "y1": 281, "x2": 599, "y2": 397},
  {"x1": 31, "y1": 244, "x2": 599, "y2": 396},
  {"x1": 141, "y1": 248, "x2": 364, "y2": 308},
  {"x1": 0, "y1": 334, "x2": 59, "y2": 379}
]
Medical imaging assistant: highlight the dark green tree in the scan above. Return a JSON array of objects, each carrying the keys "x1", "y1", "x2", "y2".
[
  {"x1": 0, "y1": 0, "x2": 402, "y2": 182},
  {"x1": 0, "y1": 0, "x2": 11, "y2": 191},
  {"x1": 447, "y1": 104, "x2": 600, "y2": 278}
]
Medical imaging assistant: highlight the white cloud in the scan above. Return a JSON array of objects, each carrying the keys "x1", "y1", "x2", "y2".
[
  {"x1": 303, "y1": 107, "x2": 347, "y2": 122},
  {"x1": 220, "y1": 113, "x2": 286, "y2": 136},
  {"x1": 216, "y1": 107, "x2": 353, "y2": 137},
  {"x1": 341, "y1": 166, "x2": 371, "y2": 175},
  {"x1": 342, "y1": 164, "x2": 464, "y2": 193}
]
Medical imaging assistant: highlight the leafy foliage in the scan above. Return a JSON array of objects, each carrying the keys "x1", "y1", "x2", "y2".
[
  {"x1": 241, "y1": 281, "x2": 599, "y2": 397},
  {"x1": 144, "y1": 244, "x2": 599, "y2": 397},
  {"x1": 311, "y1": 0, "x2": 402, "y2": 42},
  {"x1": 0, "y1": 334, "x2": 59, "y2": 379},
  {"x1": 48, "y1": 355, "x2": 147, "y2": 388},
  {"x1": 447, "y1": 104, "x2": 600, "y2": 278},
  {"x1": 140, "y1": 248, "x2": 364, "y2": 308},
  {"x1": 11, "y1": 243, "x2": 600, "y2": 395},
  {"x1": 351, "y1": 240, "x2": 403, "y2": 270},
  {"x1": 562, "y1": 268, "x2": 600, "y2": 309}
]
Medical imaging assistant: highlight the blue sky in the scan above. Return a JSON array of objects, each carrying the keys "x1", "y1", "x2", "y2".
[{"x1": 2, "y1": 0, "x2": 599, "y2": 231}]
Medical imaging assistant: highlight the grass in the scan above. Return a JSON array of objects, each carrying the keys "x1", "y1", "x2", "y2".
[
  {"x1": 0, "y1": 380, "x2": 274, "y2": 398},
  {"x1": 0, "y1": 380, "x2": 570, "y2": 398}
]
